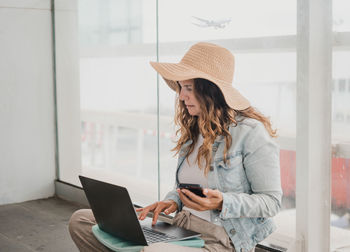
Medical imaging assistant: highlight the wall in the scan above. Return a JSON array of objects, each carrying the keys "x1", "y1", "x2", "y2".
[{"x1": 0, "y1": 0, "x2": 56, "y2": 205}]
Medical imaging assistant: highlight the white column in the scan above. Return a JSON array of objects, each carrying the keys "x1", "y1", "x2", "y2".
[{"x1": 296, "y1": 0, "x2": 332, "y2": 251}]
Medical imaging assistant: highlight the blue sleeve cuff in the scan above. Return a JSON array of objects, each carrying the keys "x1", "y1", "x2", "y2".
[
  {"x1": 220, "y1": 192, "x2": 240, "y2": 219},
  {"x1": 164, "y1": 189, "x2": 182, "y2": 210}
]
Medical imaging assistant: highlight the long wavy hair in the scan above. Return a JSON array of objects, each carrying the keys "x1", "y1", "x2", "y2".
[{"x1": 172, "y1": 78, "x2": 277, "y2": 175}]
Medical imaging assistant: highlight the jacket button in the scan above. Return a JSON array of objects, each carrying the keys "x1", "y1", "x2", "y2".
[{"x1": 230, "y1": 229, "x2": 236, "y2": 235}]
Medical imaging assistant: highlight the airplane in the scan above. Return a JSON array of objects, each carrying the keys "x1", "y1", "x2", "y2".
[{"x1": 191, "y1": 16, "x2": 232, "y2": 29}]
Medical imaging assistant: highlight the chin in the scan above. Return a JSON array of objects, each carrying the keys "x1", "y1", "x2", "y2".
[{"x1": 187, "y1": 109, "x2": 200, "y2": 116}]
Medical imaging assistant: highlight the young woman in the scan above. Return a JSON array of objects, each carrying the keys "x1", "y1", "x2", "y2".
[{"x1": 69, "y1": 42, "x2": 282, "y2": 252}]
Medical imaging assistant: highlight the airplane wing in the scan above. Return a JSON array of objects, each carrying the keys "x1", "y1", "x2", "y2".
[
  {"x1": 192, "y1": 22, "x2": 210, "y2": 28},
  {"x1": 192, "y1": 16, "x2": 210, "y2": 25}
]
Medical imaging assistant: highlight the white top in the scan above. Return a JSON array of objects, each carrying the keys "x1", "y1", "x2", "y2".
[{"x1": 177, "y1": 134, "x2": 211, "y2": 222}]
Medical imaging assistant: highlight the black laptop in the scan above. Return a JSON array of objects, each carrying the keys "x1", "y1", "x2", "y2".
[{"x1": 79, "y1": 175, "x2": 200, "y2": 245}]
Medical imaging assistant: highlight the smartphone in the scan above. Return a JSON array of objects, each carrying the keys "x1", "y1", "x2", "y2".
[{"x1": 178, "y1": 183, "x2": 206, "y2": 197}]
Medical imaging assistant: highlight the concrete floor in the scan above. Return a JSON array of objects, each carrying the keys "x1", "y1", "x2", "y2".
[{"x1": 0, "y1": 197, "x2": 85, "y2": 252}]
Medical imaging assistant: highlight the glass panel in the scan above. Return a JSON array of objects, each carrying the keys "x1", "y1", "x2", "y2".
[
  {"x1": 234, "y1": 53, "x2": 296, "y2": 135},
  {"x1": 333, "y1": 52, "x2": 350, "y2": 141},
  {"x1": 78, "y1": 0, "x2": 158, "y2": 206},
  {"x1": 158, "y1": 2, "x2": 297, "y2": 247},
  {"x1": 78, "y1": 0, "x2": 144, "y2": 47},
  {"x1": 332, "y1": 2, "x2": 350, "y2": 247},
  {"x1": 331, "y1": 49, "x2": 350, "y2": 249}
]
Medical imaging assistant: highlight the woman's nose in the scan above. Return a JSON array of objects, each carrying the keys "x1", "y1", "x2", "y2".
[{"x1": 179, "y1": 90, "x2": 186, "y2": 101}]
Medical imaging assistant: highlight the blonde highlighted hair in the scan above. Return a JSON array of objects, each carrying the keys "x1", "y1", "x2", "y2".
[{"x1": 172, "y1": 78, "x2": 277, "y2": 175}]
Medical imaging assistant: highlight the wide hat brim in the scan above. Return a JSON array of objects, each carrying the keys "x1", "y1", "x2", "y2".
[{"x1": 150, "y1": 61, "x2": 250, "y2": 111}]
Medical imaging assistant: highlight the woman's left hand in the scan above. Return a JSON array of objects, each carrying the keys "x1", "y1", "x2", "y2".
[{"x1": 177, "y1": 188, "x2": 223, "y2": 211}]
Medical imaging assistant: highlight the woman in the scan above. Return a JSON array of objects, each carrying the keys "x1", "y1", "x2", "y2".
[{"x1": 69, "y1": 42, "x2": 282, "y2": 252}]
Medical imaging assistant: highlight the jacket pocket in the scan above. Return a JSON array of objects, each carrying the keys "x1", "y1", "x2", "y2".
[
  {"x1": 216, "y1": 153, "x2": 243, "y2": 169},
  {"x1": 215, "y1": 154, "x2": 247, "y2": 192}
]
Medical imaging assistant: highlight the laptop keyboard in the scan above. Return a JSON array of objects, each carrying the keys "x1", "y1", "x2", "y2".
[{"x1": 142, "y1": 226, "x2": 177, "y2": 244}]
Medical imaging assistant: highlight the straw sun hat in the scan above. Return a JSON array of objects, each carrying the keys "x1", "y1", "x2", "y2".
[{"x1": 150, "y1": 42, "x2": 250, "y2": 110}]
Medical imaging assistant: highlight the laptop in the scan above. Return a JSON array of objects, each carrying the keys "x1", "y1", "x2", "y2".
[{"x1": 79, "y1": 175, "x2": 201, "y2": 245}]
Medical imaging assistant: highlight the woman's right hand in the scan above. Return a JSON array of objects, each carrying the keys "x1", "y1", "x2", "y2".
[{"x1": 135, "y1": 200, "x2": 178, "y2": 225}]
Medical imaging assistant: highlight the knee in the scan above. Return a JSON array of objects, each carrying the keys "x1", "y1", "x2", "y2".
[
  {"x1": 142, "y1": 243, "x2": 163, "y2": 252},
  {"x1": 142, "y1": 243, "x2": 175, "y2": 252},
  {"x1": 68, "y1": 209, "x2": 91, "y2": 236}
]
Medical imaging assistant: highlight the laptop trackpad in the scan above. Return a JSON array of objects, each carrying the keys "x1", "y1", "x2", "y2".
[{"x1": 140, "y1": 218, "x2": 200, "y2": 239}]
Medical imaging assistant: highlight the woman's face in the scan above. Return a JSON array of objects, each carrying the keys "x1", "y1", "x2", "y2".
[{"x1": 178, "y1": 79, "x2": 201, "y2": 116}]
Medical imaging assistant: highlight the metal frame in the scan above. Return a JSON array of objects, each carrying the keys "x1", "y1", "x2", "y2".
[
  {"x1": 79, "y1": 32, "x2": 350, "y2": 58},
  {"x1": 53, "y1": 0, "x2": 82, "y2": 186}
]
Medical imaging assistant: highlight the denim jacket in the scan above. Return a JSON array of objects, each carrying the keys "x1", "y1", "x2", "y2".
[{"x1": 164, "y1": 117, "x2": 283, "y2": 252}]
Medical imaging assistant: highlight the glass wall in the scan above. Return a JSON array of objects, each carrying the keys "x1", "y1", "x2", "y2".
[
  {"x1": 56, "y1": 0, "x2": 350, "y2": 249},
  {"x1": 77, "y1": 0, "x2": 298, "y2": 238},
  {"x1": 331, "y1": 0, "x2": 350, "y2": 248},
  {"x1": 78, "y1": 0, "x2": 158, "y2": 205},
  {"x1": 332, "y1": 51, "x2": 350, "y2": 235}
]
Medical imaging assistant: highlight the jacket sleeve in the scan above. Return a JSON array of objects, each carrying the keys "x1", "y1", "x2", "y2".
[
  {"x1": 220, "y1": 123, "x2": 283, "y2": 219},
  {"x1": 163, "y1": 154, "x2": 183, "y2": 210},
  {"x1": 163, "y1": 183, "x2": 183, "y2": 210}
]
